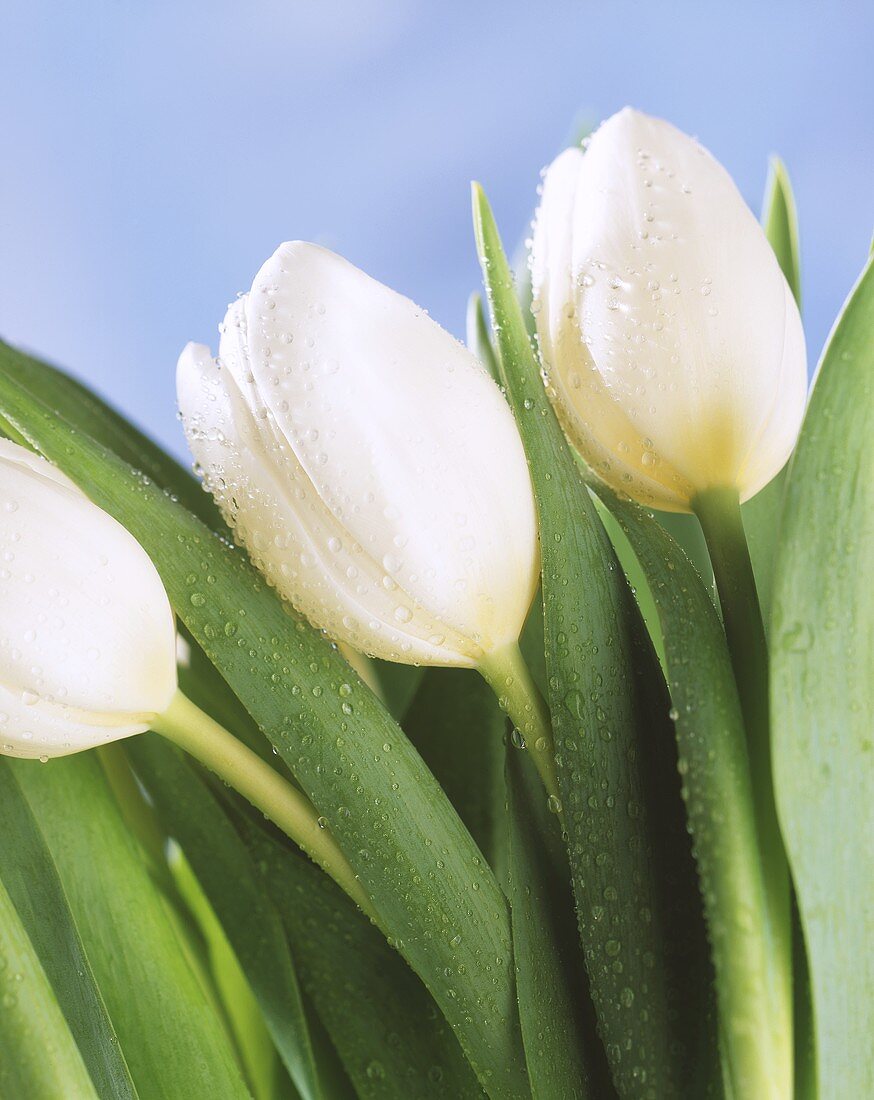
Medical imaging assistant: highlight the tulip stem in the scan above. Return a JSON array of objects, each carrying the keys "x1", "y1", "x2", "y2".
[
  {"x1": 478, "y1": 643, "x2": 560, "y2": 803},
  {"x1": 152, "y1": 691, "x2": 379, "y2": 923},
  {"x1": 693, "y1": 485, "x2": 792, "y2": 1064}
]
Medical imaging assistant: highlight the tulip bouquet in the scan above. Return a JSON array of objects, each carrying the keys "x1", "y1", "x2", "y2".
[{"x1": 0, "y1": 109, "x2": 869, "y2": 1100}]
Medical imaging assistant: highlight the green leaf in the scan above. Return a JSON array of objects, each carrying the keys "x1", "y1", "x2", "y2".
[
  {"x1": 0, "y1": 366, "x2": 527, "y2": 1098},
  {"x1": 403, "y1": 667, "x2": 505, "y2": 866},
  {"x1": 0, "y1": 876, "x2": 99, "y2": 1100},
  {"x1": 10, "y1": 754, "x2": 251, "y2": 1100},
  {"x1": 590, "y1": 481, "x2": 793, "y2": 1097},
  {"x1": 771, "y1": 256, "x2": 874, "y2": 1098},
  {"x1": 473, "y1": 184, "x2": 714, "y2": 1096},
  {"x1": 167, "y1": 844, "x2": 280, "y2": 1100},
  {"x1": 0, "y1": 762, "x2": 137, "y2": 1099},
  {"x1": 761, "y1": 157, "x2": 802, "y2": 306},
  {"x1": 0, "y1": 340, "x2": 224, "y2": 531},
  {"x1": 369, "y1": 660, "x2": 424, "y2": 723},
  {"x1": 240, "y1": 823, "x2": 484, "y2": 1099},
  {"x1": 126, "y1": 735, "x2": 324, "y2": 1100},
  {"x1": 505, "y1": 748, "x2": 614, "y2": 1100},
  {"x1": 466, "y1": 292, "x2": 500, "y2": 380},
  {"x1": 742, "y1": 157, "x2": 803, "y2": 627},
  {"x1": 590, "y1": 494, "x2": 665, "y2": 668}
]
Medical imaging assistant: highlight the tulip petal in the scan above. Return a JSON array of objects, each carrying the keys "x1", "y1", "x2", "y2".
[
  {"x1": 532, "y1": 108, "x2": 807, "y2": 509},
  {"x1": 178, "y1": 245, "x2": 539, "y2": 666},
  {"x1": 0, "y1": 445, "x2": 177, "y2": 755}
]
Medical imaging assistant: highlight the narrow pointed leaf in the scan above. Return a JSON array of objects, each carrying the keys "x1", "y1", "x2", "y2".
[
  {"x1": 743, "y1": 157, "x2": 803, "y2": 625},
  {"x1": 506, "y1": 748, "x2": 613, "y2": 1100},
  {"x1": 761, "y1": 157, "x2": 802, "y2": 306},
  {"x1": 10, "y1": 754, "x2": 250, "y2": 1099},
  {"x1": 0, "y1": 340, "x2": 224, "y2": 530},
  {"x1": 466, "y1": 293, "x2": 500, "y2": 380},
  {"x1": 167, "y1": 846, "x2": 279, "y2": 1100},
  {"x1": 590, "y1": 479, "x2": 790, "y2": 1098},
  {"x1": 240, "y1": 823, "x2": 484, "y2": 1099},
  {"x1": 403, "y1": 667, "x2": 505, "y2": 865},
  {"x1": 127, "y1": 736, "x2": 324, "y2": 1100},
  {"x1": 771, "y1": 257, "x2": 874, "y2": 1098},
  {"x1": 0, "y1": 368, "x2": 527, "y2": 1099},
  {"x1": 474, "y1": 184, "x2": 714, "y2": 1097},
  {"x1": 0, "y1": 877, "x2": 99, "y2": 1099},
  {"x1": 0, "y1": 762, "x2": 137, "y2": 1100}
]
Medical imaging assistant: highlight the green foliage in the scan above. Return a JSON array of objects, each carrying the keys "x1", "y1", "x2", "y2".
[
  {"x1": 743, "y1": 157, "x2": 804, "y2": 627},
  {"x1": 126, "y1": 736, "x2": 323, "y2": 1100},
  {"x1": 0, "y1": 354, "x2": 527, "y2": 1099},
  {"x1": 10, "y1": 754, "x2": 251, "y2": 1099},
  {"x1": 771, "y1": 256, "x2": 874, "y2": 1098},
  {"x1": 0, "y1": 762, "x2": 136, "y2": 1099},
  {"x1": 473, "y1": 183, "x2": 715, "y2": 1098},
  {"x1": 0, "y1": 131, "x2": 866, "y2": 1100},
  {"x1": 505, "y1": 749, "x2": 613, "y2": 1099}
]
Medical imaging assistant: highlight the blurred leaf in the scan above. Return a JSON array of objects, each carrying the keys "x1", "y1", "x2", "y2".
[
  {"x1": 10, "y1": 753, "x2": 250, "y2": 1099},
  {"x1": 771, "y1": 256, "x2": 874, "y2": 1098},
  {"x1": 474, "y1": 184, "x2": 714, "y2": 1097},
  {"x1": 369, "y1": 660, "x2": 424, "y2": 723},
  {"x1": 168, "y1": 844, "x2": 280, "y2": 1100},
  {"x1": 0, "y1": 369, "x2": 527, "y2": 1098},
  {"x1": 742, "y1": 157, "x2": 803, "y2": 628},
  {"x1": 403, "y1": 667, "x2": 505, "y2": 867},
  {"x1": 654, "y1": 511, "x2": 713, "y2": 595},
  {"x1": 0, "y1": 762, "x2": 137, "y2": 1099},
  {"x1": 465, "y1": 293, "x2": 500, "y2": 380},
  {"x1": 0, "y1": 876, "x2": 99, "y2": 1099},
  {"x1": 761, "y1": 156, "x2": 802, "y2": 306},
  {"x1": 127, "y1": 736, "x2": 324, "y2": 1100},
  {"x1": 505, "y1": 748, "x2": 614, "y2": 1100},
  {"x1": 240, "y1": 822, "x2": 484, "y2": 1099}
]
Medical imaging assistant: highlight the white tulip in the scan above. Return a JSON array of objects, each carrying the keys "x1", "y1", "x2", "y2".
[
  {"x1": 531, "y1": 107, "x2": 807, "y2": 512},
  {"x1": 0, "y1": 441, "x2": 177, "y2": 759},
  {"x1": 177, "y1": 242, "x2": 539, "y2": 667}
]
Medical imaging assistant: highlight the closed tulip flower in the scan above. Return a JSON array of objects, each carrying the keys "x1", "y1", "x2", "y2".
[
  {"x1": 0, "y1": 440, "x2": 177, "y2": 759},
  {"x1": 0, "y1": 439, "x2": 378, "y2": 915},
  {"x1": 531, "y1": 107, "x2": 807, "y2": 512},
  {"x1": 177, "y1": 242, "x2": 539, "y2": 669}
]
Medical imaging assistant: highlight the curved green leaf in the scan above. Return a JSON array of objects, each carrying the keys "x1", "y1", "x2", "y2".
[
  {"x1": 126, "y1": 736, "x2": 324, "y2": 1100},
  {"x1": 0, "y1": 876, "x2": 99, "y2": 1100},
  {"x1": 761, "y1": 157, "x2": 802, "y2": 306},
  {"x1": 10, "y1": 754, "x2": 251, "y2": 1100},
  {"x1": 506, "y1": 749, "x2": 613, "y2": 1100},
  {"x1": 166, "y1": 845, "x2": 279, "y2": 1100},
  {"x1": 0, "y1": 340, "x2": 223, "y2": 531},
  {"x1": 771, "y1": 256, "x2": 874, "y2": 1098},
  {"x1": 466, "y1": 293, "x2": 500, "y2": 381},
  {"x1": 743, "y1": 157, "x2": 803, "y2": 626},
  {"x1": 473, "y1": 184, "x2": 714, "y2": 1097},
  {"x1": 592, "y1": 480, "x2": 797, "y2": 1097},
  {"x1": 0, "y1": 762, "x2": 137, "y2": 1099},
  {"x1": 404, "y1": 667, "x2": 505, "y2": 867},
  {"x1": 240, "y1": 823, "x2": 483, "y2": 1099},
  {"x1": 0, "y1": 367, "x2": 527, "y2": 1099}
]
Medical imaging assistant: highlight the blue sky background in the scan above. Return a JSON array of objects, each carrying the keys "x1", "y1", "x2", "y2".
[{"x1": 2, "y1": 2, "x2": 871, "y2": 459}]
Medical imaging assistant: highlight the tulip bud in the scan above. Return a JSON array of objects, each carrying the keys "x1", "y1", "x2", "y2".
[
  {"x1": 0, "y1": 441, "x2": 177, "y2": 759},
  {"x1": 177, "y1": 242, "x2": 539, "y2": 667},
  {"x1": 531, "y1": 107, "x2": 807, "y2": 512}
]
